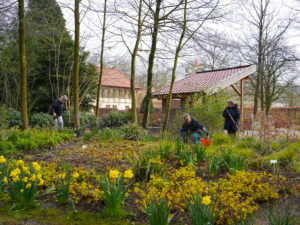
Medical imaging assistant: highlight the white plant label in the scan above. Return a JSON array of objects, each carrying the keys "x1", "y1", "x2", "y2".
[
  {"x1": 82, "y1": 145, "x2": 87, "y2": 149},
  {"x1": 270, "y1": 160, "x2": 277, "y2": 164}
]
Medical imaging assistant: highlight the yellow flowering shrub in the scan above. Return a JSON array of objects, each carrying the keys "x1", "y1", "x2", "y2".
[
  {"x1": 135, "y1": 167, "x2": 207, "y2": 211},
  {"x1": 135, "y1": 168, "x2": 285, "y2": 224},
  {"x1": 210, "y1": 171, "x2": 284, "y2": 224}
]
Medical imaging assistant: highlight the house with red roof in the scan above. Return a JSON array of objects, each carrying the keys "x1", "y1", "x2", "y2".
[{"x1": 94, "y1": 67, "x2": 139, "y2": 111}]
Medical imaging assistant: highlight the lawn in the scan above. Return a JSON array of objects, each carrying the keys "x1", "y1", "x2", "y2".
[{"x1": 0, "y1": 128, "x2": 299, "y2": 225}]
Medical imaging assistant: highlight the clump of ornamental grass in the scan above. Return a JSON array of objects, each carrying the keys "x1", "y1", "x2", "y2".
[{"x1": 100, "y1": 169, "x2": 133, "y2": 217}]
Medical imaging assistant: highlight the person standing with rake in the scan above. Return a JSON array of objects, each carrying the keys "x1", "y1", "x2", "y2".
[{"x1": 223, "y1": 100, "x2": 240, "y2": 136}]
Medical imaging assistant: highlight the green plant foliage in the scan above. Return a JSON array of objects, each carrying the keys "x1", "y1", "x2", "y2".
[
  {"x1": 159, "y1": 141, "x2": 173, "y2": 160},
  {"x1": 100, "y1": 174, "x2": 131, "y2": 217},
  {"x1": 120, "y1": 123, "x2": 143, "y2": 141},
  {"x1": 0, "y1": 129, "x2": 73, "y2": 152},
  {"x1": 80, "y1": 112, "x2": 99, "y2": 129},
  {"x1": 187, "y1": 193, "x2": 218, "y2": 225},
  {"x1": 100, "y1": 111, "x2": 128, "y2": 128},
  {"x1": 144, "y1": 198, "x2": 173, "y2": 225},
  {"x1": 212, "y1": 133, "x2": 234, "y2": 145},
  {"x1": 98, "y1": 128, "x2": 120, "y2": 141},
  {"x1": 171, "y1": 93, "x2": 228, "y2": 134},
  {"x1": 134, "y1": 149, "x2": 166, "y2": 182},
  {"x1": 7, "y1": 108, "x2": 21, "y2": 127},
  {"x1": 0, "y1": 105, "x2": 8, "y2": 129},
  {"x1": 56, "y1": 172, "x2": 71, "y2": 205},
  {"x1": 268, "y1": 206, "x2": 296, "y2": 225},
  {"x1": 30, "y1": 113, "x2": 53, "y2": 128}
]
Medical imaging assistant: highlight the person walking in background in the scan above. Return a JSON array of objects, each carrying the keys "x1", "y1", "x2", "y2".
[
  {"x1": 223, "y1": 100, "x2": 240, "y2": 136},
  {"x1": 50, "y1": 95, "x2": 69, "y2": 130}
]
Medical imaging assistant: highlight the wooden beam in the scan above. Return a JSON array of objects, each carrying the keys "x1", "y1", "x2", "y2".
[
  {"x1": 240, "y1": 79, "x2": 244, "y2": 126},
  {"x1": 231, "y1": 84, "x2": 241, "y2": 96}
]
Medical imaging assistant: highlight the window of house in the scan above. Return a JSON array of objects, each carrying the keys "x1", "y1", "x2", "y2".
[
  {"x1": 104, "y1": 89, "x2": 108, "y2": 97},
  {"x1": 106, "y1": 105, "x2": 110, "y2": 108},
  {"x1": 113, "y1": 105, "x2": 117, "y2": 109},
  {"x1": 120, "y1": 90, "x2": 125, "y2": 98},
  {"x1": 125, "y1": 106, "x2": 130, "y2": 110}
]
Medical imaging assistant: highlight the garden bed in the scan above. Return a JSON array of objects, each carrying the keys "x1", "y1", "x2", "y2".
[{"x1": 0, "y1": 129, "x2": 299, "y2": 225}]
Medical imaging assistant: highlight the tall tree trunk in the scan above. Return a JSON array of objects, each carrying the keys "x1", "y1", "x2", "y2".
[
  {"x1": 95, "y1": 0, "x2": 107, "y2": 117},
  {"x1": 130, "y1": 0, "x2": 143, "y2": 124},
  {"x1": 73, "y1": 0, "x2": 80, "y2": 129},
  {"x1": 18, "y1": 0, "x2": 28, "y2": 129},
  {"x1": 254, "y1": 6, "x2": 264, "y2": 116},
  {"x1": 142, "y1": 0, "x2": 162, "y2": 129},
  {"x1": 163, "y1": 0, "x2": 187, "y2": 132}
]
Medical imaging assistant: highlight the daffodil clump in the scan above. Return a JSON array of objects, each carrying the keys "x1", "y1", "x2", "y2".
[
  {"x1": 0, "y1": 155, "x2": 8, "y2": 193},
  {"x1": 134, "y1": 167, "x2": 285, "y2": 224},
  {"x1": 6, "y1": 160, "x2": 44, "y2": 209},
  {"x1": 41, "y1": 163, "x2": 104, "y2": 204},
  {"x1": 100, "y1": 169, "x2": 134, "y2": 216}
]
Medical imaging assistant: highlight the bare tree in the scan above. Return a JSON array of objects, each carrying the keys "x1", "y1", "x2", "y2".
[
  {"x1": 239, "y1": 0, "x2": 295, "y2": 115},
  {"x1": 18, "y1": 0, "x2": 28, "y2": 129},
  {"x1": 74, "y1": 0, "x2": 80, "y2": 129},
  {"x1": 95, "y1": 0, "x2": 107, "y2": 118},
  {"x1": 142, "y1": 0, "x2": 184, "y2": 129}
]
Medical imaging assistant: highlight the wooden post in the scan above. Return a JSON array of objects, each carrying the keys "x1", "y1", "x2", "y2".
[
  {"x1": 162, "y1": 98, "x2": 167, "y2": 113},
  {"x1": 240, "y1": 79, "x2": 243, "y2": 127},
  {"x1": 68, "y1": 86, "x2": 71, "y2": 126}
]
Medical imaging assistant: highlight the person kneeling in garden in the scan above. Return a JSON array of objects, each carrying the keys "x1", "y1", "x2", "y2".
[
  {"x1": 50, "y1": 95, "x2": 70, "y2": 130},
  {"x1": 179, "y1": 113, "x2": 208, "y2": 144}
]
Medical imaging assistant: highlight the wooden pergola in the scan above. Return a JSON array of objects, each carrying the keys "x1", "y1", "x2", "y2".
[{"x1": 152, "y1": 65, "x2": 257, "y2": 122}]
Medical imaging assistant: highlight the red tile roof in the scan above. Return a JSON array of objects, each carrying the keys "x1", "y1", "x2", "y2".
[
  {"x1": 96, "y1": 67, "x2": 139, "y2": 89},
  {"x1": 153, "y1": 65, "x2": 254, "y2": 96}
]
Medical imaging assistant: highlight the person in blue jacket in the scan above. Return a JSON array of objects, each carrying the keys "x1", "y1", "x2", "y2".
[
  {"x1": 179, "y1": 113, "x2": 208, "y2": 144},
  {"x1": 223, "y1": 100, "x2": 240, "y2": 135}
]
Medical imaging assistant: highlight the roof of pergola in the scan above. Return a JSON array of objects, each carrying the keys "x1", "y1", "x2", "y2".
[{"x1": 153, "y1": 65, "x2": 256, "y2": 98}]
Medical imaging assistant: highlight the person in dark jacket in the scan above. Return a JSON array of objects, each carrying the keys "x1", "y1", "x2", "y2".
[
  {"x1": 179, "y1": 113, "x2": 208, "y2": 144},
  {"x1": 223, "y1": 100, "x2": 240, "y2": 136},
  {"x1": 50, "y1": 95, "x2": 69, "y2": 130}
]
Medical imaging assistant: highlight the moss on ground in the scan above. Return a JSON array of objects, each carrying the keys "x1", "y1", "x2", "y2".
[{"x1": 0, "y1": 194, "x2": 144, "y2": 225}]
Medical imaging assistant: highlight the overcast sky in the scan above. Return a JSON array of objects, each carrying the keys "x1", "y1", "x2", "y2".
[{"x1": 59, "y1": 0, "x2": 300, "y2": 82}]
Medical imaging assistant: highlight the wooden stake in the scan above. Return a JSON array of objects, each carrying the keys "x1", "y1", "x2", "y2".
[{"x1": 68, "y1": 86, "x2": 71, "y2": 127}]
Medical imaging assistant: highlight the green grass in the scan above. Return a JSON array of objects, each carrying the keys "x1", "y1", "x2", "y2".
[{"x1": 0, "y1": 194, "x2": 144, "y2": 225}]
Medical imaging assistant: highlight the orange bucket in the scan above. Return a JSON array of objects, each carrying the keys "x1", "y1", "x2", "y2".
[{"x1": 200, "y1": 138, "x2": 213, "y2": 147}]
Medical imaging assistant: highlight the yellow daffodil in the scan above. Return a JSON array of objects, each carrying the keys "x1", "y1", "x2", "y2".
[
  {"x1": 22, "y1": 177, "x2": 28, "y2": 183},
  {"x1": 2, "y1": 176, "x2": 8, "y2": 183},
  {"x1": 201, "y1": 196, "x2": 211, "y2": 205},
  {"x1": 38, "y1": 179, "x2": 44, "y2": 186},
  {"x1": 0, "y1": 155, "x2": 6, "y2": 164},
  {"x1": 22, "y1": 166, "x2": 29, "y2": 172},
  {"x1": 109, "y1": 169, "x2": 119, "y2": 179},
  {"x1": 26, "y1": 183, "x2": 31, "y2": 189},
  {"x1": 32, "y1": 162, "x2": 41, "y2": 171},
  {"x1": 124, "y1": 169, "x2": 134, "y2": 179},
  {"x1": 30, "y1": 174, "x2": 37, "y2": 182},
  {"x1": 20, "y1": 189, "x2": 24, "y2": 193},
  {"x1": 16, "y1": 160, "x2": 24, "y2": 167},
  {"x1": 72, "y1": 172, "x2": 79, "y2": 179}
]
